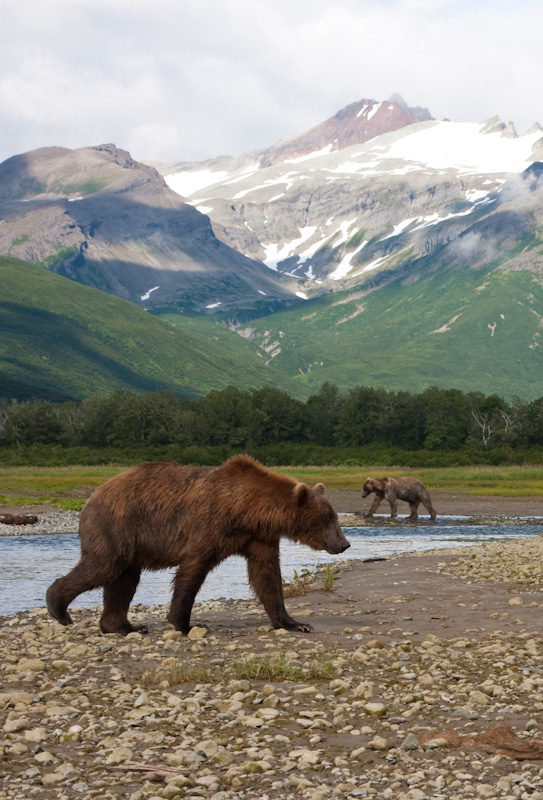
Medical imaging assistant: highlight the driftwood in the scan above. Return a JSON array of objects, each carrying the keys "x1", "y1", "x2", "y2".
[
  {"x1": 420, "y1": 723, "x2": 543, "y2": 760},
  {"x1": 0, "y1": 514, "x2": 38, "y2": 526}
]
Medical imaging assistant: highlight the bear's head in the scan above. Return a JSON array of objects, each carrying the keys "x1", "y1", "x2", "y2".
[
  {"x1": 361, "y1": 477, "x2": 386, "y2": 497},
  {"x1": 292, "y1": 482, "x2": 350, "y2": 555}
]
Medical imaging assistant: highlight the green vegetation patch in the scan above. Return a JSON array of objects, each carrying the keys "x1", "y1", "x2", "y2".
[
  {"x1": 39, "y1": 246, "x2": 79, "y2": 270},
  {"x1": 232, "y1": 654, "x2": 335, "y2": 682}
]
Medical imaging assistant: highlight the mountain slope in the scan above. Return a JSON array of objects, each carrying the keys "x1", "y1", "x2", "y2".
[
  {"x1": 0, "y1": 144, "x2": 301, "y2": 314},
  {"x1": 229, "y1": 249, "x2": 543, "y2": 400},
  {"x1": 0, "y1": 257, "x2": 298, "y2": 401},
  {"x1": 218, "y1": 161, "x2": 543, "y2": 400}
]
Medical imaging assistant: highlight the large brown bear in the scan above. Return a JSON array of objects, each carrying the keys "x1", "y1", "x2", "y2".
[
  {"x1": 361, "y1": 476, "x2": 437, "y2": 521},
  {"x1": 46, "y1": 455, "x2": 349, "y2": 635}
]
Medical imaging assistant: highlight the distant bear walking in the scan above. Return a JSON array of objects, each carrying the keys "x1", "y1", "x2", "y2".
[
  {"x1": 46, "y1": 455, "x2": 350, "y2": 635},
  {"x1": 361, "y1": 476, "x2": 437, "y2": 521}
]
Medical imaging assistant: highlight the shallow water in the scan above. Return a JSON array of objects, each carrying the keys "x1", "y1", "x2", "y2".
[{"x1": 1, "y1": 520, "x2": 542, "y2": 617}]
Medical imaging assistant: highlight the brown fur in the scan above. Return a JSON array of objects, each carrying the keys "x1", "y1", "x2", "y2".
[
  {"x1": 46, "y1": 455, "x2": 349, "y2": 635},
  {"x1": 361, "y1": 476, "x2": 437, "y2": 521}
]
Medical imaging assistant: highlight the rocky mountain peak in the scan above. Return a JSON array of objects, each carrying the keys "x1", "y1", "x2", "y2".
[
  {"x1": 259, "y1": 95, "x2": 433, "y2": 167},
  {"x1": 92, "y1": 143, "x2": 153, "y2": 172},
  {"x1": 480, "y1": 116, "x2": 518, "y2": 138}
]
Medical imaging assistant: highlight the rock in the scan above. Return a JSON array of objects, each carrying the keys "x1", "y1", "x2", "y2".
[
  {"x1": 25, "y1": 726, "x2": 47, "y2": 742},
  {"x1": 187, "y1": 626, "x2": 208, "y2": 640},
  {"x1": 363, "y1": 702, "x2": 387, "y2": 716},
  {"x1": 367, "y1": 736, "x2": 388, "y2": 750},
  {"x1": 16, "y1": 658, "x2": 46, "y2": 673},
  {"x1": 401, "y1": 733, "x2": 419, "y2": 751},
  {"x1": 3, "y1": 717, "x2": 30, "y2": 733},
  {"x1": 105, "y1": 747, "x2": 133, "y2": 765}
]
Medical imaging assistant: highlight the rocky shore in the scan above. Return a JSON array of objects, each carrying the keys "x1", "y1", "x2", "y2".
[
  {"x1": 0, "y1": 510, "x2": 80, "y2": 537},
  {"x1": 3, "y1": 523, "x2": 543, "y2": 799}
]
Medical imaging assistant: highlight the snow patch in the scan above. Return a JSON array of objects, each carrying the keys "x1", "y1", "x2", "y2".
[
  {"x1": 295, "y1": 292, "x2": 308, "y2": 300},
  {"x1": 383, "y1": 218, "x2": 418, "y2": 240},
  {"x1": 262, "y1": 226, "x2": 317, "y2": 270},
  {"x1": 233, "y1": 172, "x2": 298, "y2": 200},
  {"x1": 351, "y1": 255, "x2": 390, "y2": 277},
  {"x1": 385, "y1": 121, "x2": 541, "y2": 175},
  {"x1": 286, "y1": 144, "x2": 333, "y2": 163},
  {"x1": 195, "y1": 205, "x2": 213, "y2": 215},
  {"x1": 140, "y1": 286, "x2": 159, "y2": 301},
  {"x1": 165, "y1": 169, "x2": 227, "y2": 197},
  {"x1": 367, "y1": 102, "x2": 382, "y2": 121},
  {"x1": 328, "y1": 240, "x2": 368, "y2": 280},
  {"x1": 258, "y1": 290, "x2": 267, "y2": 295},
  {"x1": 331, "y1": 219, "x2": 358, "y2": 247},
  {"x1": 206, "y1": 302, "x2": 222, "y2": 309},
  {"x1": 431, "y1": 313, "x2": 462, "y2": 334},
  {"x1": 465, "y1": 189, "x2": 490, "y2": 203}
]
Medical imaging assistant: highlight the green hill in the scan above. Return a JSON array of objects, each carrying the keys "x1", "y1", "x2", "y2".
[
  {"x1": 233, "y1": 258, "x2": 543, "y2": 401},
  {"x1": 0, "y1": 257, "x2": 297, "y2": 401}
]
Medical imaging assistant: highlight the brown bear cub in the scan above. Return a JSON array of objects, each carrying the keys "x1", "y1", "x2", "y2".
[
  {"x1": 46, "y1": 455, "x2": 350, "y2": 635},
  {"x1": 362, "y1": 476, "x2": 437, "y2": 521}
]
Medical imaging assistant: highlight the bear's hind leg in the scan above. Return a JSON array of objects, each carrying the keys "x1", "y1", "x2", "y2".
[
  {"x1": 168, "y1": 557, "x2": 219, "y2": 634},
  {"x1": 100, "y1": 567, "x2": 144, "y2": 635},
  {"x1": 408, "y1": 502, "x2": 419, "y2": 520},
  {"x1": 46, "y1": 557, "x2": 112, "y2": 626},
  {"x1": 422, "y1": 493, "x2": 437, "y2": 521}
]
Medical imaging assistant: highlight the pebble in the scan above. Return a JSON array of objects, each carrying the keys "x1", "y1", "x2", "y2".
[{"x1": 2, "y1": 525, "x2": 543, "y2": 798}]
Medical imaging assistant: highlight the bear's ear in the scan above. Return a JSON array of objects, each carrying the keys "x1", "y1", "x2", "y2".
[
  {"x1": 294, "y1": 482, "x2": 310, "y2": 504},
  {"x1": 313, "y1": 482, "x2": 325, "y2": 495}
]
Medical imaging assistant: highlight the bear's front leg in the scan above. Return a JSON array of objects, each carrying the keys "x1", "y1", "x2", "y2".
[
  {"x1": 246, "y1": 542, "x2": 313, "y2": 633},
  {"x1": 364, "y1": 494, "x2": 384, "y2": 517}
]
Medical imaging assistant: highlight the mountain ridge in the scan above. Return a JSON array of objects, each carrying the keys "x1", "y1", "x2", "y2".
[
  {"x1": 2, "y1": 95, "x2": 543, "y2": 401},
  {"x1": 0, "y1": 143, "x2": 301, "y2": 315}
]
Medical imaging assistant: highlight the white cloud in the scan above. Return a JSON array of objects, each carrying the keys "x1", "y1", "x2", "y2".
[{"x1": 1, "y1": 0, "x2": 543, "y2": 164}]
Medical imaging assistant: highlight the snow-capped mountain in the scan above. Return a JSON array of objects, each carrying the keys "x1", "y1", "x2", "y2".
[
  {"x1": 155, "y1": 100, "x2": 543, "y2": 294},
  {"x1": 2, "y1": 95, "x2": 543, "y2": 400}
]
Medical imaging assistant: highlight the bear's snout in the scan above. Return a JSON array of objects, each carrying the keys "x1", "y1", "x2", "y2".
[{"x1": 324, "y1": 526, "x2": 350, "y2": 555}]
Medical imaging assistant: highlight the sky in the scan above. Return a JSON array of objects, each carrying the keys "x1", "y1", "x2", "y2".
[{"x1": 1, "y1": 0, "x2": 542, "y2": 165}]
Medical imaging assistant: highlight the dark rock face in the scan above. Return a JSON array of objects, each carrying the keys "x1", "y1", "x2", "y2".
[{"x1": 0, "y1": 144, "x2": 298, "y2": 313}]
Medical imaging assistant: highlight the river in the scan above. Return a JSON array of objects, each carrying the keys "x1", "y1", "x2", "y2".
[{"x1": 1, "y1": 519, "x2": 543, "y2": 617}]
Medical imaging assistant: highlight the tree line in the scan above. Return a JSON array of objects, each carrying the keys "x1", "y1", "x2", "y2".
[{"x1": 1, "y1": 384, "x2": 543, "y2": 464}]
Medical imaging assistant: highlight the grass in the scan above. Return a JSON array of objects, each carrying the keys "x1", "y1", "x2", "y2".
[
  {"x1": 283, "y1": 564, "x2": 338, "y2": 596},
  {"x1": 0, "y1": 465, "x2": 122, "y2": 510},
  {"x1": 275, "y1": 465, "x2": 543, "y2": 496},
  {"x1": 231, "y1": 654, "x2": 335, "y2": 682},
  {"x1": 1, "y1": 464, "x2": 543, "y2": 509},
  {"x1": 141, "y1": 658, "x2": 216, "y2": 687},
  {"x1": 282, "y1": 568, "x2": 317, "y2": 597},
  {"x1": 140, "y1": 653, "x2": 336, "y2": 686}
]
